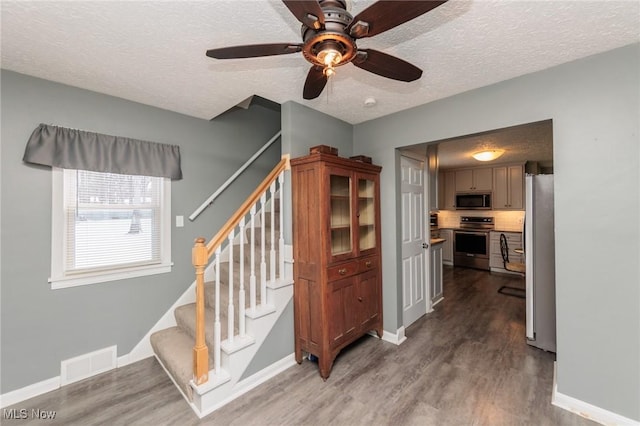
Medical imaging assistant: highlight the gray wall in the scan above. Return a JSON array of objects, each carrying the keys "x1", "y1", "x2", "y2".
[
  {"x1": 353, "y1": 44, "x2": 639, "y2": 421},
  {"x1": 281, "y1": 101, "x2": 353, "y2": 159},
  {"x1": 240, "y1": 300, "x2": 294, "y2": 380},
  {"x1": 0, "y1": 70, "x2": 281, "y2": 393},
  {"x1": 280, "y1": 101, "x2": 354, "y2": 243}
]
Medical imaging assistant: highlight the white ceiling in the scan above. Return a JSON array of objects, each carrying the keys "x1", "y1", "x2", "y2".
[{"x1": 1, "y1": 1, "x2": 638, "y2": 125}]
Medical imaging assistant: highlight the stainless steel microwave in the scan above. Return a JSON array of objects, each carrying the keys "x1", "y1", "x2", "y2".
[{"x1": 456, "y1": 193, "x2": 492, "y2": 210}]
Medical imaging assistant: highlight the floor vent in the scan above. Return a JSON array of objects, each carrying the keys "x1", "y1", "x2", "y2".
[{"x1": 61, "y1": 345, "x2": 117, "y2": 386}]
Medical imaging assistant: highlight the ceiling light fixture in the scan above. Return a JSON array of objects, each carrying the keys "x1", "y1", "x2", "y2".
[
  {"x1": 317, "y1": 43, "x2": 344, "y2": 78},
  {"x1": 472, "y1": 149, "x2": 505, "y2": 162}
]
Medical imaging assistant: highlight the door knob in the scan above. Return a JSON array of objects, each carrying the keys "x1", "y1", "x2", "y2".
[{"x1": 422, "y1": 243, "x2": 429, "y2": 249}]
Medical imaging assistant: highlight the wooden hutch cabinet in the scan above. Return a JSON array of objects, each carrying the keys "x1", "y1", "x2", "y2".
[{"x1": 291, "y1": 146, "x2": 383, "y2": 380}]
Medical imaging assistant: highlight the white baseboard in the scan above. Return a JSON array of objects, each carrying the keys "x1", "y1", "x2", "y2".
[
  {"x1": 194, "y1": 353, "x2": 296, "y2": 418},
  {"x1": 552, "y1": 362, "x2": 640, "y2": 426},
  {"x1": 1, "y1": 346, "x2": 153, "y2": 408},
  {"x1": 0, "y1": 376, "x2": 60, "y2": 409},
  {"x1": 381, "y1": 326, "x2": 407, "y2": 345}
]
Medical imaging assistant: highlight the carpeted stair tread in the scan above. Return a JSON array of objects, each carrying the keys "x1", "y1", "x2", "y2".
[
  {"x1": 175, "y1": 303, "x2": 238, "y2": 347},
  {"x1": 230, "y1": 242, "x2": 280, "y2": 264},
  {"x1": 204, "y1": 276, "x2": 266, "y2": 311},
  {"x1": 150, "y1": 326, "x2": 197, "y2": 401}
]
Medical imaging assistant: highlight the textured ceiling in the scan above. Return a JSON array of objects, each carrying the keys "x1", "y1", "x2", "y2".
[
  {"x1": 1, "y1": 1, "x2": 639, "y2": 125},
  {"x1": 404, "y1": 119, "x2": 553, "y2": 169}
]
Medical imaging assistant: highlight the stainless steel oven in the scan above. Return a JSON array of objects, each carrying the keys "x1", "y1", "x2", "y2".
[{"x1": 454, "y1": 216, "x2": 494, "y2": 270}]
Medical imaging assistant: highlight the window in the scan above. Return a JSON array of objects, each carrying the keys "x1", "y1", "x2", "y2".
[{"x1": 51, "y1": 167, "x2": 171, "y2": 288}]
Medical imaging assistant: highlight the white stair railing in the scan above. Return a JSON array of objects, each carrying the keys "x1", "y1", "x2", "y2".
[{"x1": 191, "y1": 155, "x2": 290, "y2": 384}]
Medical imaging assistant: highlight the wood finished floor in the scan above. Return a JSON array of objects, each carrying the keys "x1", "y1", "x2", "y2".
[{"x1": 4, "y1": 267, "x2": 596, "y2": 425}]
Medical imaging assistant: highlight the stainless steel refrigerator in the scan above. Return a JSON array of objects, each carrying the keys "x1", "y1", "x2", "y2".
[{"x1": 525, "y1": 174, "x2": 556, "y2": 352}]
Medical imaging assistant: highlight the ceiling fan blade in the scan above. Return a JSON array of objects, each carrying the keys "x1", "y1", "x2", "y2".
[
  {"x1": 206, "y1": 43, "x2": 303, "y2": 59},
  {"x1": 303, "y1": 66, "x2": 328, "y2": 100},
  {"x1": 282, "y1": 0, "x2": 325, "y2": 30},
  {"x1": 347, "y1": 1, "x2": 448, "y2": 39},
  {"x1": 352, "y1": 49, "x2": 422, "y2": 82}
]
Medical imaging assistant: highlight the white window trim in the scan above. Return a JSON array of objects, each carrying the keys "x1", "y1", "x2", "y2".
[{"x1": 50, "y1": 167, "x2": 172, "y2": 289}]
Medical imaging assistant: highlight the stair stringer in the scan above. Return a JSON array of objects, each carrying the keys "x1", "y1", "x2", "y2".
[{"x1": 189, "y1": 279, "x2": 294, "y2": 418}]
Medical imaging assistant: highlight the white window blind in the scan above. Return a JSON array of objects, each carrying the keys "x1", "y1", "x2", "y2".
[{"x1": 51, "y1": 168, "x2": 171, "y2": 288}]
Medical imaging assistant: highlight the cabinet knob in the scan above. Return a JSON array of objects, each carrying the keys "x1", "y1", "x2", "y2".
[
  {"x1": 365, "y1": 261, "x2": 372, "y2": 268},
  {"x1": 358, "y1": 297, "x2": 363, "y2": 302},
  {"x1": 339, "y1": 268, "x2": 347, "y2": 275}
]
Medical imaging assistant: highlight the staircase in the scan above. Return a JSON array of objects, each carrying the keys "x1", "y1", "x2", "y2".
[{"x1": 150, "y1": 157, "x2": 293, "y2": 417}]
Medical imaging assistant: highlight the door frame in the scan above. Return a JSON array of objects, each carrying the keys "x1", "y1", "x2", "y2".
[{"x1": 399, "y1": 152, "x2": 433, "y2": 328}]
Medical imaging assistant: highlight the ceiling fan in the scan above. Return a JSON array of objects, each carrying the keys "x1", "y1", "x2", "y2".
[{"x1": 206, "y1": 0, "x2": 448, "y2": 100}]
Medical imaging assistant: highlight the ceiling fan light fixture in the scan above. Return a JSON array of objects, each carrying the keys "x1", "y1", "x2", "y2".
[
  {"x1": 317, "y1": 47, "x2": 343, "y2": 67},
  {"x1": 472, "y1": 149, "x2": 505, "y2": 162},
  {"x1": 317, "y1": 45, "x2": 343, "y2": 78}
]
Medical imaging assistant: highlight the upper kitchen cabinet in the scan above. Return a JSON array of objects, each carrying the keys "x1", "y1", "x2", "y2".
[
  {"x1": 438, "y1": 170, "x2": 456, "y2": 210},
  {"x1": 493, "y1": 164, "x2": 524, "y2": 210},
  {"x1": 455, "y1": 168, "x2": 493, "y2": 192}
]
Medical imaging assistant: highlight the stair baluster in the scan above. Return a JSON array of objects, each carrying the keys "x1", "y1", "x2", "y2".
[
  {"x1": 227, "y1": 231, "x2": 235, "y2": 345},
  {"x1": 214, "y1": 246, "x2": 222, "y2": 372},
  {"x1": 249, "y1": 206, "x2": 257, "y2": 314},
  {"x1": 260, "y1": 194, "x2": 267, "y2": 307},
  {"x1": 278, "y1": 173, "x2": 285, "y2": 282},
  {"x1": 238, "y1": 218, "x2": 246, "y2": 337},
  {"x1": 270, "y1": 181, "x2": 276, "y2": 287}
]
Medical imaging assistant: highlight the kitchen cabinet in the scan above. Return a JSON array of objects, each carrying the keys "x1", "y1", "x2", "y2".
[
  {"x1": 455, "y1": 168, "x2": 493, "y2": 192},
  {"x1": 440, "y1": 229, "x2": 454, "y2": 265},
  {"x1": 438, "y1": 170, "x2": 456, "y2": 210},
  {"x1": 490, "y1": 231, "x2": 524, "y2": 273},
  {"x1": 291, "y1": 148, "x2": 383, "y2": 380},
  {"x1": 430, "y1": 242, "x2": 444, "y2": 305},
  {"x1": 493, "y1": 164, "x2": 524, "y2": 210}
]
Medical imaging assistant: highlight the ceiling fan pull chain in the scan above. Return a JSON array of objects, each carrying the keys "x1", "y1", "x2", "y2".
[{"x1": 326, "y1": 77, "x2": 332, "y2": 104}]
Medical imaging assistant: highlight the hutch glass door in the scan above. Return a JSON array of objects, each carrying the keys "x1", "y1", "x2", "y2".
[
  {"x1": 330, "y1": 174, "x2": 352, "y2": 257},
  {"x1": 358, "y1": 177, "x2": 376, "y2": 252}
]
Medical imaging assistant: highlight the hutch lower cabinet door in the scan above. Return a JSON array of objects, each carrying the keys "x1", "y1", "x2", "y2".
[{"x1": 291, "y1": 147, "x2": 383, "y2": 380}]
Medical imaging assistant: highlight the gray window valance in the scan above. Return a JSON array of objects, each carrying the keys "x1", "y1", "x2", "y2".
[{"x1": 23, "y1": 123, "x2": 182, "y2": 180}]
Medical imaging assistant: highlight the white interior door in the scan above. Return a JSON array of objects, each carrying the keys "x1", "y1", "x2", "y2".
[{"x1": 401, "y1": 156, "x2": 428, "y2": 327}]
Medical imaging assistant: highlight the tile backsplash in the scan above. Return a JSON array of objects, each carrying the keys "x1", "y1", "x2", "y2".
[{"x1": 436, "y1": 210, "x2": 525, "y2": 232}]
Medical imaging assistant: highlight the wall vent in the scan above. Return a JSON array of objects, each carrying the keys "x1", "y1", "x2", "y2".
[{"x1": 60, "y1": 345, "x2": 117, "y2": 386}]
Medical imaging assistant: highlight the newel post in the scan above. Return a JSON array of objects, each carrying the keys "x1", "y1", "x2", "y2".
[{"x1": 192, "y1": 237, "x2": 209, "y2": 385}]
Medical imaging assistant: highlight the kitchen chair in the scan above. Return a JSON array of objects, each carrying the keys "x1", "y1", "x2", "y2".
[{"x1": 498, "y1": 233, "x2": 526, "y2": 298}]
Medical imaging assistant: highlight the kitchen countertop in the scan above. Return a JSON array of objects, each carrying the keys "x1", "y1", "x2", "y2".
[{"x1": 430, "y1": 238, "x2": 446, "y2": 245}]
